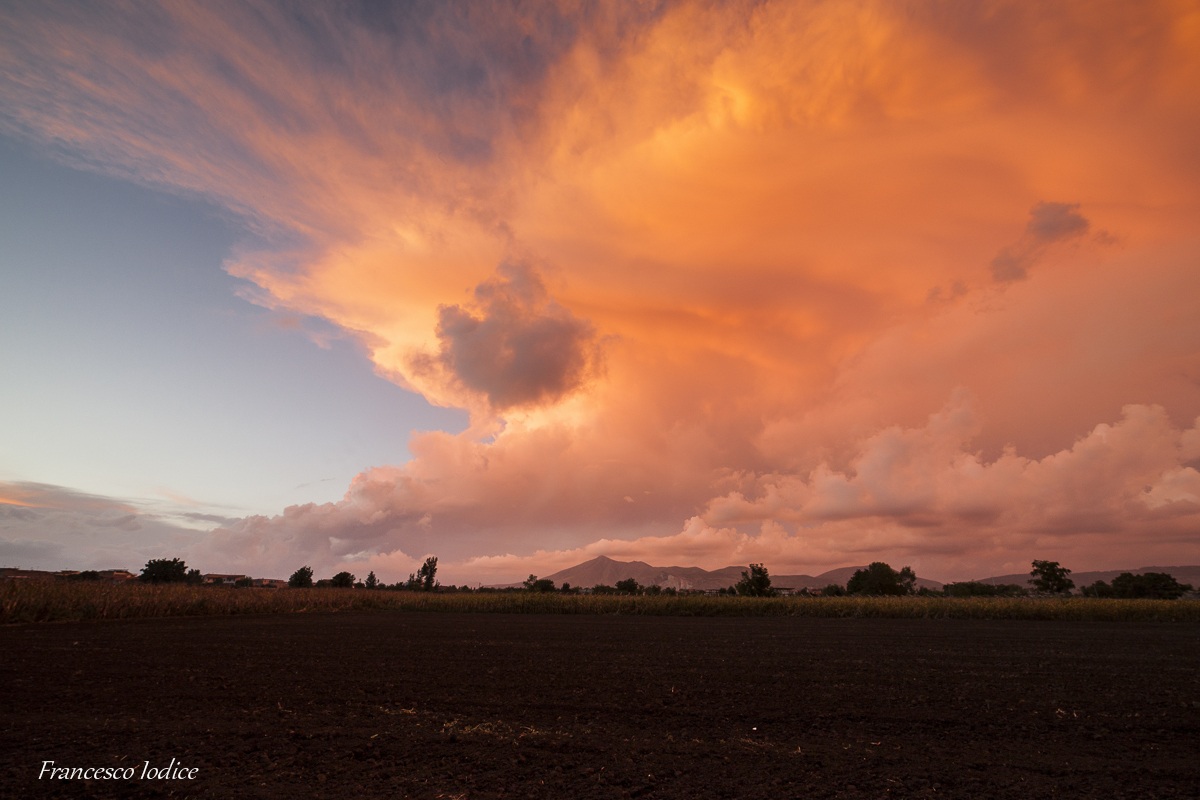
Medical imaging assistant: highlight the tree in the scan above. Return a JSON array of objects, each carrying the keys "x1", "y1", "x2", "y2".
[
  {"x1": 615, "y1": 577, "x2": 642, "y2": 594},
  {"x1": 1030, "y1": 560, "x2": 1074, "y2": 594},
  {"x1": 417, "y1": 556, "x2": 439, "y2": 591},
  {"x1": 365, "y1": 571, "x2": 379, "y2": 590},
  {"x1": 288, "y1": 566, "x2": 314, "y2": 588},
  {"x1": 1080, "y1": 580, "x2": 1115, "y2": 598},
  {"x1": 1114, "y1": 571, "x2": 1191, "y2": 599},
  {"x1": 1093, "y1": 572, "x2": 1192, "y2": 599},
  {"x1": 735, "y1": 564, "x2": 776, "y2": 597},
  {"x1": 846, "y1": 562, "x2": 917, "y2": 596},
  {"x1": 330, "y1": 571, "x2": 356, "y2": 588},
  {"x1": 944, "y1": 581, "x2": 1027, "y2": 598},
  {"x1": 523, "y1": 574, "x2": 556, "y2": 592},
  {"x1": 139, "y1": 558, "x2": 191, "y2": 584},
  {"x1": 186, "y1": 568, "x2": 203, "y2": 585}
]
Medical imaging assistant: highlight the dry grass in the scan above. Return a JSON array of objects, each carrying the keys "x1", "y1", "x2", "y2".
[{"x1": 3, "y1": 580, "x2": 1198, "y2": 624}]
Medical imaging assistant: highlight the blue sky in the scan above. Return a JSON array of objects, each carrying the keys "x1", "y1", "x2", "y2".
[{"x1": 0, "y1": 135, "x2": 465, "y2": 527}]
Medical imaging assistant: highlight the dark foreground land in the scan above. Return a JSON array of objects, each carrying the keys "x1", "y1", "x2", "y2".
[{"x1": 3, "y1": 612, "x2": 1198, "y2": 799}]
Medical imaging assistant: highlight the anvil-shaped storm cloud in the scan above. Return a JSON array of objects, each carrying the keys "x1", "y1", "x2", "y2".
[{"x1": 2, "y1": 1, "x2": 1199, "y2": 583}]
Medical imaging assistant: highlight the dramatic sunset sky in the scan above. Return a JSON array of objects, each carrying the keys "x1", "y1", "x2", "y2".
[{"x1": 2, "y1": 1, "x2": 1199, "y2": 585}]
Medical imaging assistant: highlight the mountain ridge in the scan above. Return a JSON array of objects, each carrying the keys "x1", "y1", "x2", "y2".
[
  {"x1": 533, "y1": 556, "x2": 944, "y2": 592},
  {"x1": 514, "y1": 556, "x2": 1200, "y2": 593},
  {"x1": 976, "y1": 565, "x2": 1200, "y2": 590}
]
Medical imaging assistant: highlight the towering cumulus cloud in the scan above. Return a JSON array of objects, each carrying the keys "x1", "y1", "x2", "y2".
[
  {"x1": 2, "y1": 0, "x2": 1199, "y2": 582},
  {"x1": 412, "y1": 263, "x2": 599, "y2": 411}
]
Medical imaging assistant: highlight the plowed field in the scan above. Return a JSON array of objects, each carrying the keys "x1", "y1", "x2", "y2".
[{"x1": 3, "y1": 612, "x2": 1198, "y2": 798}]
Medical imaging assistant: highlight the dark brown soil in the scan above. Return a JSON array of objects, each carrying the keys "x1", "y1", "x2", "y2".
[{"x1": 3, "y1": 612, "x2": 1198, "y2": 799}]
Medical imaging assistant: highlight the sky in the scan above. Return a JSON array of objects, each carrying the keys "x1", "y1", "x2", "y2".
[{"x1": 2, "y1": 0, "x2": 1199, "y2": 585}]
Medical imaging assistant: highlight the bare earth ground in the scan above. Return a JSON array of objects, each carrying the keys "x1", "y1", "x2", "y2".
[{"x1": 2, "y1": 612, "x2": 1198, "y2": 799}]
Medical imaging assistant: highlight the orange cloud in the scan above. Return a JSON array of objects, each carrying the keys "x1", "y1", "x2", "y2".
[{"x1": 4, "y1": 1, "x2": 1199, "y2": 582}]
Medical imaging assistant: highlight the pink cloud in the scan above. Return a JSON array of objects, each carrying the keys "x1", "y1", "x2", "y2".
[
  {"x1": 4, "y1": 1, "x2": 1199, "y2": 582},
  {"x1": 186, "y1": 396, "x2": 1200, "y2": 584}
]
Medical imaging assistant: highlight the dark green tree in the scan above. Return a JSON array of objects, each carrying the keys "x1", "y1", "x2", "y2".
[
  {"x1": 365, "y1": 571, "x2": 379, "y2": 590},
  {"x1": 186, "y1": 568, "x2": 203, "y2": 585},
  {"x1": 138, "y1": 558, "x2": 191, "y2": 584},
  {"x1": 288, "y1": 566, "x2": 314, "y2": 588},
  {"x1": 417, "y1": 556, "x2": 439, "y2": 591},
  {"x1": 735, "y1": 563, "x2": 776, "y2": 597},
  {"x1": 330, "y1": 571, "x2": 356, "y2": 588},
  {"x1": 615, "y1": 577, "x2": 642, "y2": 594},
  {"x1": 944, "y1": 581, "x2": 1027, "y2": 598},
  {"x1": 523, "y1": 574, "x2": 556, "y2": 592},
  {"x1": 846, "y1": 562, "x2": 916, "y2": 596},
  {"x1": 1081, "y1": 580, "x2": 1115, "y2": 598},
  {"x1": 1108, "y1": 572, "x2": 1191, "y2": 599},
  {"x1": 1030, "y1": 560, "x2": 1074, "y2": 594}
]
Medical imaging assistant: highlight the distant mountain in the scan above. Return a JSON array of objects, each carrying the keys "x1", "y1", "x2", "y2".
[
  {"x1": 538, "y1": 556, "x2": 740, "y2": 591},
  {"x1": 518, "y1": 556, "x2": 1200, "y2": 593},
  {"x1": 975, "y1": 565, "x2": 1200, "y2": 591},
  {"x1": 537, "y1": 556, "x2": 944, "y2": 592}
]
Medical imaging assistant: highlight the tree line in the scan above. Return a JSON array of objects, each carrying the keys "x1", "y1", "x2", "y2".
[
  {"x1": 519, "y1": 560, "x2": 1196, "y2": 600},
  {"x1": 126, "y1": 556, "x2": 448, "y2": 592},
  {"x1": 129, "y1": 556, "x2": 1195, "y2": 600}
]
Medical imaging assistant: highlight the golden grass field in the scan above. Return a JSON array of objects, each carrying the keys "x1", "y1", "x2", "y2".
[{"x1": 4, "y1": 580, "x2": 1199, "y2": 624}]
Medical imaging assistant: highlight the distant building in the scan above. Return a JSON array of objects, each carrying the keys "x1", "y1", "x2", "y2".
[
  {"x1": 202, "y1": 573, "x2": 250, "y2": 586},
  {"x1": 98, "y1": 569, "x2": 136, "y2": 582},
  {"x1": 0, "y1": 568, "x2": 56, "y2": 582},
  {"x1": 253, "y1": 578, "x2": 288, "y2": 589}
]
